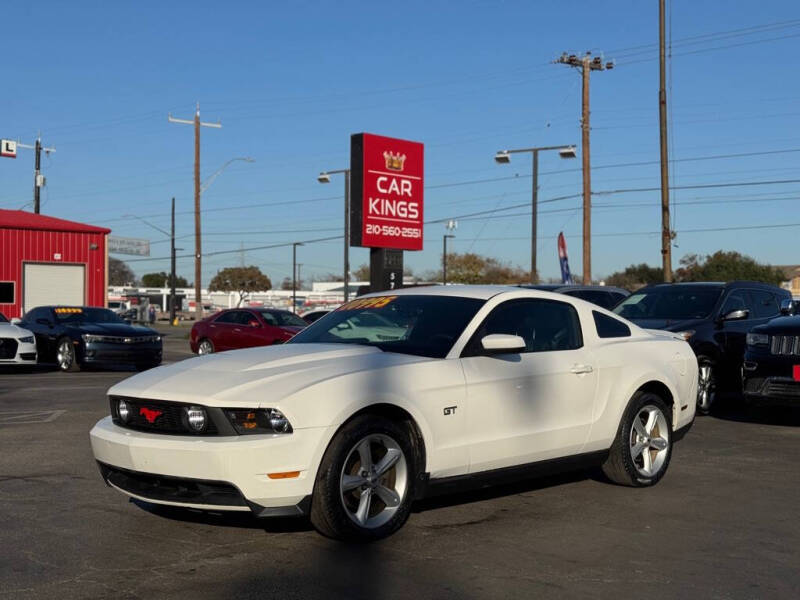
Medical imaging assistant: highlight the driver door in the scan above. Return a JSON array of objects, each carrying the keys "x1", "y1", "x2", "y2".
[{"x1": 460, "y1": 298, "x2": 597, "y2": 473}]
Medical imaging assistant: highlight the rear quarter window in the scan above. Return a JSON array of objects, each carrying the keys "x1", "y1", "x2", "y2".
[{"x1": 593, "y1": 311, "x2": 631, "y2": 338}]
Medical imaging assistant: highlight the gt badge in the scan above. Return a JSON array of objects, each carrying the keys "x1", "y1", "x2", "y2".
[{"x1": 443, "y1": 406, "x2": 457, "y2": 416}]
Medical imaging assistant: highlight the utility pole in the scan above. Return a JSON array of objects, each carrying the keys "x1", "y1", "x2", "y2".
[
  {"x1": 16, "y1": 134, "x2": 56, "y2": 214},
  {"x1": 170, "y1": 197, "x2": 177, "y2": 325},
  {"x1": 659, "y1": 0, "x2": 673, "y2": 282},
  {"x1": 168, "y1": 103, "x2": 222, "y2": 321},
  {"x1": 442, "y1": 219, "x2": 457, "y2": 285},
  {"x1": 555, "y1": 52, "x2": 614, "y2": 284}
]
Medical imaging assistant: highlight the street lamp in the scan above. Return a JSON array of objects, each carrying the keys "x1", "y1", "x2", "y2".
[
  {"x1": 443, "y1": 219, "x2": 457, "y2": 285},
  {"x1": 494, "y1": 145, "x2": 576, "y2": 283},
  {"x1": 317, "y1": 168, "x2": 351, "y2": 301},
  {"x1": 292, "y1": 242, "x2": 304, "y2": 314},
  {"x1": 200, "y1": 157, "x2": 255, "y2": 195}
]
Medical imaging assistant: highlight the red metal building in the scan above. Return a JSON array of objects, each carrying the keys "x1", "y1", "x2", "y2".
[{"x1": 0, "y1": 209, "x2": 110, "y2": 318}]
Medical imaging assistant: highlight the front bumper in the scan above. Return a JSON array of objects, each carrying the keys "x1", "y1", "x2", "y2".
[
  {"x1": 82, "y1": 341, "x2": 162, "y2": 365},
  {"x1": 0, "y1": 338, "x2": 37, "y2": 364},
  {"x1": 89, "y1": 416, "x2": 331, "y2": 515},
  {"x1": 743, "y1": 376, "x2": 800, "y2": 405}
]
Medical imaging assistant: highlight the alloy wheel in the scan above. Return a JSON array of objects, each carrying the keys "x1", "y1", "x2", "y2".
[
  {"x1": 198, "y1": 340, "x2": 214, "y2": 355},
  {"x1": 629, "y1": 405, "x2": 670, "y2": 478},
  {"x1": 57, "y1": 340, "x2": 74, "y2": 371},
  {"x1": 339, "y1": 434, "x2": 408, "y2": 529},
  {"x1": 697, "y1": 364, "x2": 716, "y2": 413}
]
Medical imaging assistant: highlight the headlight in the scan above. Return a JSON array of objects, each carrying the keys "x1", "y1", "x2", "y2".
[
  {"x1": 225, "y1": 408, "x2": 293, "y2": 435},
  {"x1": 675, "y1": 330, "x2": 695, "y2": 341},
  {"x1": 184, "y1": 406, "x2": 207, "y2": 432},
  {"x1": 746, "y1": 332, "x2": 769, "y2": 347},
  {"x1": 82, "y1": 334, "x2": 104, "y2": 343},
  {"x1": 18, "y1": 336, "x2": 34, "y2": 343},
  {"x1": 118, "y1": 399, "x2": 130, "y2": 422}
]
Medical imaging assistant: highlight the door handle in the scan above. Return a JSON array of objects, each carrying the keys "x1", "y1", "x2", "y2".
[
  {"x1": 234, "y1": 328, "x2": 241, "y2": 332},
  {"x1": 570, "y1": 364, "x2": 594, "y2": 374}
]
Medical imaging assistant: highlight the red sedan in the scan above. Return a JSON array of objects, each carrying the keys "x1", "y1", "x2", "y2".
[{"x1": 190, "y1": 308, "x2": 308, "y2": 355}]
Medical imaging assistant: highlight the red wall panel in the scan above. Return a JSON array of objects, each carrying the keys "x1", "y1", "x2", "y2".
[{"x1": 0, "y1": 227, "x2": 107, "y2": 318}]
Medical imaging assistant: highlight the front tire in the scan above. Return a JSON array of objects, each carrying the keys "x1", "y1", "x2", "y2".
[
  {"x1": 310, "y1": 415, "x2": 417, "y2": 542},
  {"x1": 696, "y1": 358, "x2": 716, "y2": 415},
  {"x1": 56, "y1": 337, "x2": 80, "y2": 372},
  {"x1": 602, "y1": 391, "x2": 673, "y2": 487}
]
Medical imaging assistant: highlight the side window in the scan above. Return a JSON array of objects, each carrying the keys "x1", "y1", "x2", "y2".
[
  {"x1": 593, "y1": 311, "x2": 631, "y2": 338},
  {"x1": 466, "y1": 299, "x2": 583, "y2": 355},
  {"x1": 720, "y1": 290, "x2": 752, "y2": 319},
  {"x1": 750, "y1": 290, "x2": 779, "y2": 319},
  {"x1": 260, "y1": 312, "x2": 278, "y2": 326},
  {"x1": 214, "y1": 311, "x2": 239, "y2": 324}
]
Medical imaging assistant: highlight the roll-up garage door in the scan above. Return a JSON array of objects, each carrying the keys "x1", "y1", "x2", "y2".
[{"x1": 23, "y1": 263, "x2": 85, "y2": 313}]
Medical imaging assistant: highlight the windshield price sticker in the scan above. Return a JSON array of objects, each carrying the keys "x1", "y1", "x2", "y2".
[
  {"x1": 337, "y1": 296, "x2": 397, "y2": 311},
  {"x1": 55, "y1": 307, "x2": 83, "y2": 314}
]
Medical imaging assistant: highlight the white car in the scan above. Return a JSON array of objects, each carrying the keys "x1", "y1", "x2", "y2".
[
  {"x1": 0, "y1": 313, "x2": 38, "y2": 365},
  {"x1": 90, "y1": 286, "x2": 697, "y2": 541}
]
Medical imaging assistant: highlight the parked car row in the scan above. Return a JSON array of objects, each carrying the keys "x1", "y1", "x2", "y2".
[{"x1": 1, "y1": 306, "x2": 162, "y2": 372}]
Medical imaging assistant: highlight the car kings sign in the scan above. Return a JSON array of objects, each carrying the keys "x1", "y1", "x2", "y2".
[{"x1": 350, "y1": 133, "x2": 424, "y2": 251}]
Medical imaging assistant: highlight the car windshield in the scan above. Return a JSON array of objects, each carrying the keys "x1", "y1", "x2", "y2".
[
  {"x1": 288, "y1": 294, "x2": 485, "y2": 358},
  {"x1": 54, "y1": 307, "x2": 127, "y2": 324},
  {"x1": 260, "y1": 310, "x2": 307, "y2": 327},
  {"x1": 613, "y1": 288, "x2": 722, "y2": 320}
]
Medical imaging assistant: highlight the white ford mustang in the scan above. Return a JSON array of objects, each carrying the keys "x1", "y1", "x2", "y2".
[{"x1": 90, "y1": 286, "x2": 697, "y2": 540}]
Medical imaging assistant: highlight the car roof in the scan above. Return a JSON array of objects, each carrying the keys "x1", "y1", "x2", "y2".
[
  {"x1": 518, "y1": 284, "x2": 629, "y2": 294},
  {"x1": 640, "y1": 281, "x2": 784, "y2": 291}
]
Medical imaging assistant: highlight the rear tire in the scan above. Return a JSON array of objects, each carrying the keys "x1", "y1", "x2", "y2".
[
  {"x1": 602, "y1": 391, "x2": 673, "y2": 487},
  {"x1": 310, "y1": 414, "x2": 417, "y2": 542},
  {"x1": 696, "y1": 358, "x2": 716, "y2": 415},
  {"x1": 197, "y1": 338, "x2": 214, "y2": 355}
]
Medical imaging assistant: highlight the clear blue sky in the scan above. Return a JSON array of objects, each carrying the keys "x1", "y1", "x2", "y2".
[{"x1": 2, "y1": 1, "x2": 799, "y2": 285}]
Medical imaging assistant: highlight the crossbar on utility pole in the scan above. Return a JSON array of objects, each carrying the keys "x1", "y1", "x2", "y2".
[
  {"x1": 168, "y1": 103, "x2": 222, "y2": 321},
  {"x1": 16, "y1": 134, "x2": 56, "y2": 214},
  {"x1": 659, "y1": 0, "x2": 673, "y2": 282},
  {"x1": 555, "y1": 52, "x2": 614, "y2": 284}
]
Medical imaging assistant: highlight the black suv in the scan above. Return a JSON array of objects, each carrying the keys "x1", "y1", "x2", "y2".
[
  {"x1": 613, "y1": 281, "x2": 792, "y2": 414},
  {"x1": 742, "y1": 314, "x2": 800, "y2": 406},
  {"x1": 517, "y1": 284, "x2": 629, "y2": 310}
]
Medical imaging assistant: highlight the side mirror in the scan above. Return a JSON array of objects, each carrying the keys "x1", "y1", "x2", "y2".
[
  {"x1": 480, "y1": 334, "x2": 526, "y2": 355},
  {"x1": 36, "y1": 318, "x2": 53, "y2": 327},
  {"x1": 10, "y1": 318, "x2": 21, "y2": 325},
  {"x1": 779, "y1": 299, "x2": 794, "y2": 316},
  {"x1": 721, "y1": 309, "x2": 749, "y2": 322}
]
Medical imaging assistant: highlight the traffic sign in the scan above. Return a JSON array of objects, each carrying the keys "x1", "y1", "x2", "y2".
[{"x1": 1, "y1": 139, "x2": 17, "y2": 158}]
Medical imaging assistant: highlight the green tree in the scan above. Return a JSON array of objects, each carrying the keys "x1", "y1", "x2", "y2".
[
  {"x1": 353, "y1": 264, "x2": 371, "y2": 281},
  {"x1": 109, "y1": 257, "x2": 136, "y2": 286},
  {"x1": 430, "y1": 252, "x2": 529, "y2": 284},
  {"x1": 606, "y1": 263, "x2": 664, "y2": 290},
  {"x1": 208, "y1": 266, "x2": 272, "y2": 307},
  {"x1": 141, "y1": 272, "x2": 190, "y2": 288},
  {"x1": 676, "y1": 251, "x2": 785, "y2": 286}
]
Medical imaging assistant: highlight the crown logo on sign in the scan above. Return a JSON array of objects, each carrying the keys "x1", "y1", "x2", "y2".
[{"x1": 383, "y1": 151, "x2": 406, "y2": 171}]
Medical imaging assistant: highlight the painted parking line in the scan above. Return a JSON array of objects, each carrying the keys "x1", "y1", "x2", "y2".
[{"x1": 0, "y1": 409, "x2": 66, "y2": 425}]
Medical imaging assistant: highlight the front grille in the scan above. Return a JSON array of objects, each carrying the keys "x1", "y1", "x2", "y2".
[
  {"x1": 764, "y1": 380, "x2": 800, "y2": 398},
  {"x1": 0, "y1": 338, "x2": 18, "y2": 359},
  {"x1": 744, "y1": 377, "x2": 765, "y2": 393},
  {"x1": 98, "y1": 462, "x2": 247, "y2": 507},
  {"x1": 87, "y1": 335, "x2": 160, "y2": 344},
  {"x1": 110, "y1": 396, "x2": 219, "y2": 435},
  {"x1": 770, "y1": 335, "x2": 800, "y2": 356},
  {"x1": 19, "y1": 352, "x2": 36, "y2": 361}
]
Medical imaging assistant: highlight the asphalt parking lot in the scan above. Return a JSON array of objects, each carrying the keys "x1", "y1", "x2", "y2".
[{"x1": 1, "y1": 329, "x2": 799, "y2": 599}]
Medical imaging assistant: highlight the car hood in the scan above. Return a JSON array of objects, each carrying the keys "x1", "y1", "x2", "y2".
[
  {"x1": 66, "y1": 323, "x2": 157, "y2": 336},
  {"x1": 625, "y1": 317, "x2": 705, "y2": 332},
  {"x1": 279, "y1": 325, "x2": 305, "y2": 334},
  {"x1": 750, "y1": 315, "x2": 800, "y2": 334},
  {"x1": 0, "y1": 322, "x2": 34, "y2": 338},
  {"x1": 108, "y1": 343, "x2": 430, "y2": 405}
]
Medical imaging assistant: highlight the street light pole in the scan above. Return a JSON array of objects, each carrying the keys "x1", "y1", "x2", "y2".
[
  {"x1": 317, "y1": 168, "x2": 351, "y2": 301},
  {"x1": 443, "y1": 234, "x2": 455, "y2": 284},
  {"x1": 292, "y1": 242, "x2": 303, "y2": 314},
  {"x1": 170, "y1": 197, "x2": 176, "y2": 324},
  {"x1": 495, "y1": 145, "x2": 575, "y2": 283}
]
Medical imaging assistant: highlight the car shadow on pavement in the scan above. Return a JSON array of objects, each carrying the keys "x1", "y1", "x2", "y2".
[
  {"x1": 711, "y1": 402, "x2": 800, "y2": 427},
  {"x1": 130, "y1": 498, "x2": 315, "y2": 533}
]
